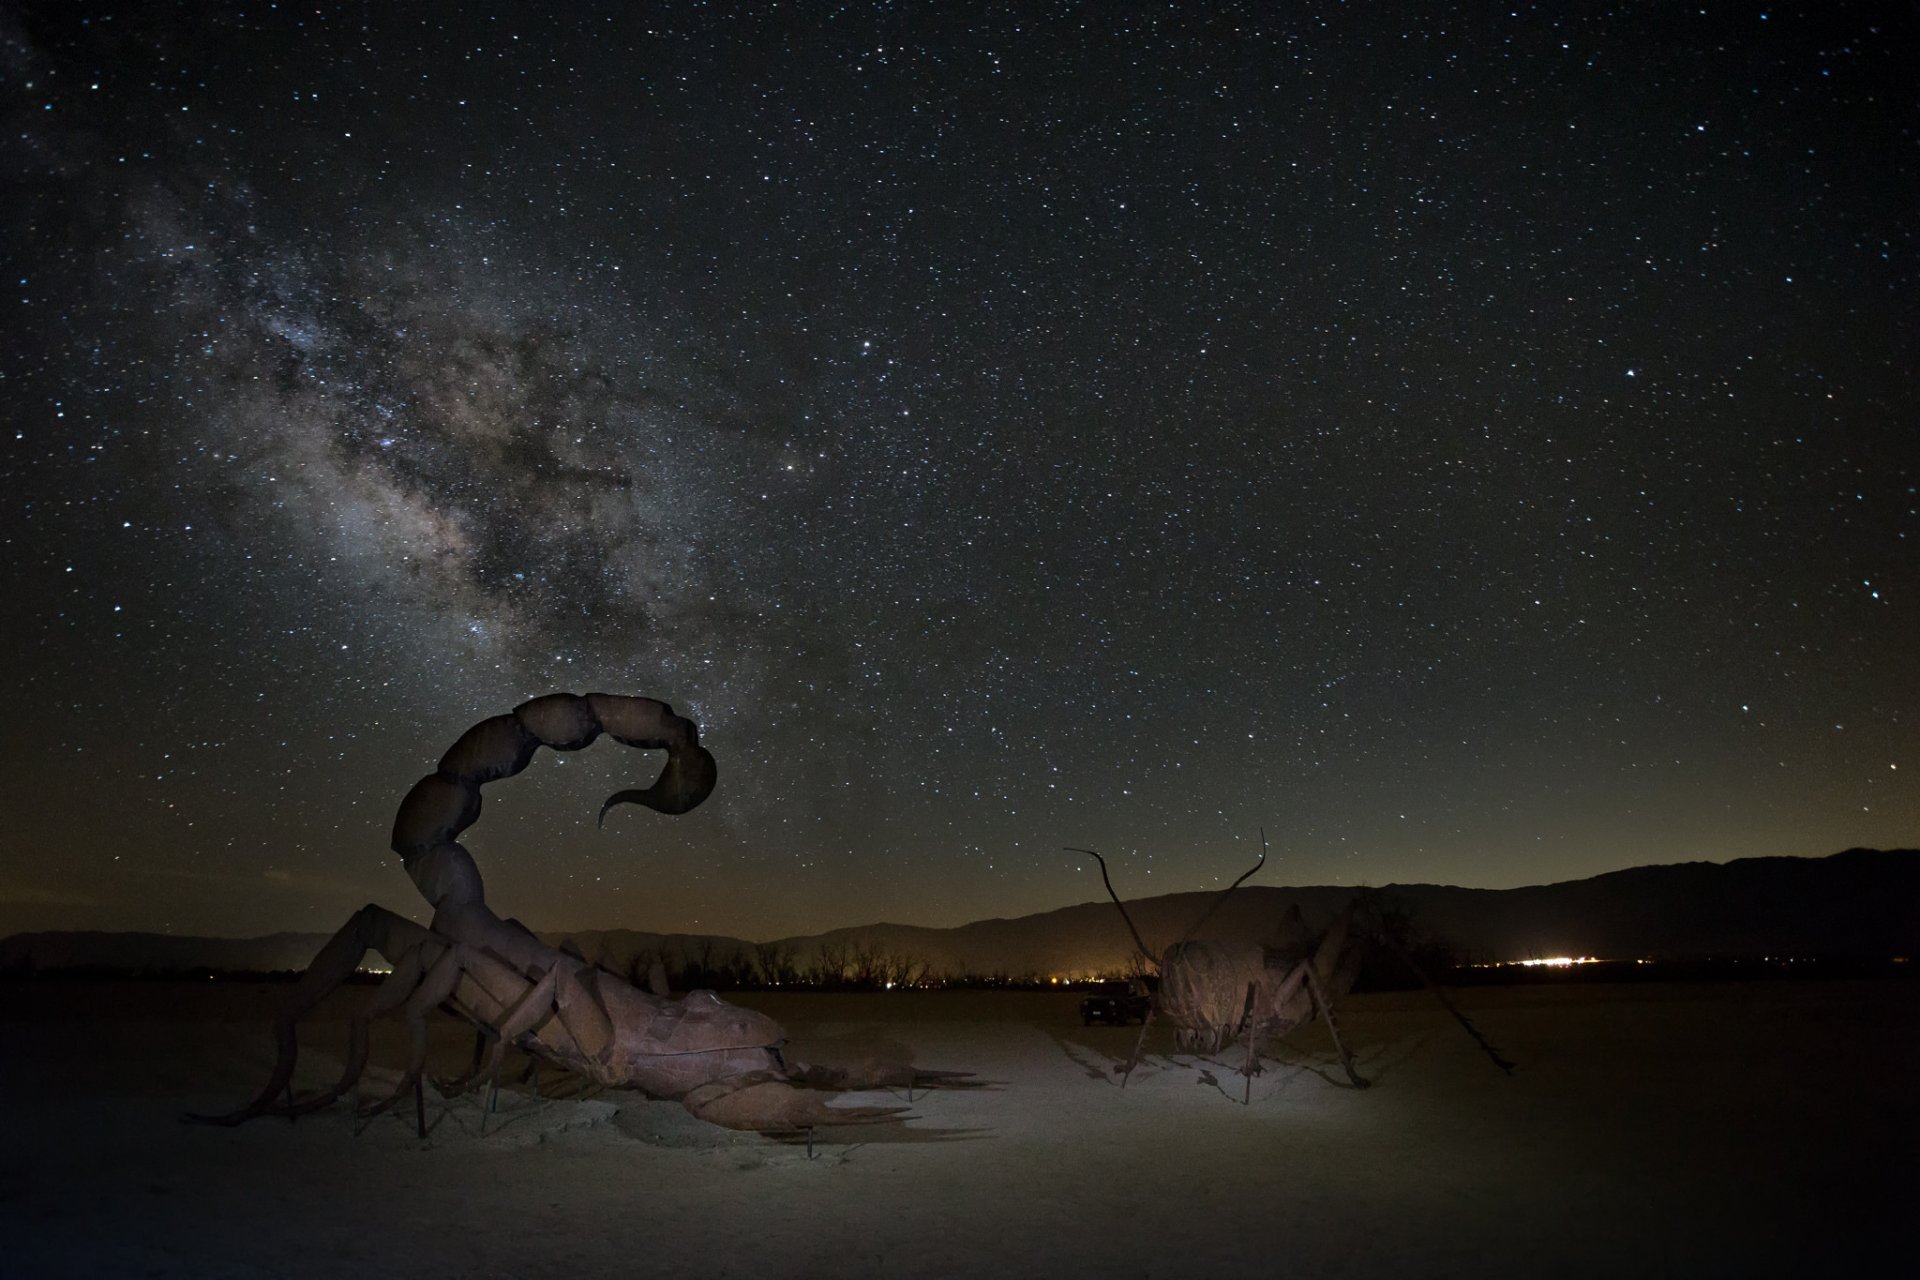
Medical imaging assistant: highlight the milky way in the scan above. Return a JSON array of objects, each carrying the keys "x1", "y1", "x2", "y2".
[
  {"x1": 25, "y1": 114, "x2": 753, "y2": 664},
  {"x1": 2, "y1": 3, "x2": 1913, "y2": 940}
]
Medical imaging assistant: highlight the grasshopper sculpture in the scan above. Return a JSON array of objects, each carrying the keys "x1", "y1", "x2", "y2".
[
  {"x1": 1072, "y1": 839, "x2": 1513, "y2": 1099},
  {"x1": 193, "y1": 693, "x2": 943, "y2": 1136}
]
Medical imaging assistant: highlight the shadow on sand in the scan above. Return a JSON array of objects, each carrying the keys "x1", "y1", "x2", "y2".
[{"x1": 1049, "y1": 1020, "x2": 1441, "y2": 1101}]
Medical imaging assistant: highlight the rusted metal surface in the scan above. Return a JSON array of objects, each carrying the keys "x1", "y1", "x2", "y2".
[
  {"x1": 1074, "y1": 837, "x2": 1510, "y2": 1093},
  {"x1": 193, "y1": 694, "x2": 920, "y2": 1134}
]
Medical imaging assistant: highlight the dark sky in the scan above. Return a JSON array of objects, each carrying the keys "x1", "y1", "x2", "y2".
[{"x1": 2, "y1": 2, "x2": 1913, "y2": 942}]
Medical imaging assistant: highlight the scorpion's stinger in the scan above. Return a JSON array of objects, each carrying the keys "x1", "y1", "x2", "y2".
[
  {"x1": 597, "y1": 743, "x2": 718, "y2": 824},
  {"x1": 585, "y1": 692, "x2": 717, "y2": 823}
]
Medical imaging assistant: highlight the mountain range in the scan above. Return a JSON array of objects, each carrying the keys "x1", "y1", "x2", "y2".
[{"x1": 3, "y1": 848, "x2": 1913, "y2": 978}]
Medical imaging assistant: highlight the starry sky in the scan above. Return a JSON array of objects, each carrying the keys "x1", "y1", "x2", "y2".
[{"x1": 2, "y1": 2, "x2": 1913, "y2": 942}]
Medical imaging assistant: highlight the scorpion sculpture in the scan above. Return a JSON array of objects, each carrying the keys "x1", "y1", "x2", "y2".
[{"x1": 194, "y1": 693, "x2": 920, "y2": 1134}]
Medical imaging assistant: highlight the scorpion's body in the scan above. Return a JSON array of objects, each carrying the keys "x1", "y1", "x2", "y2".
[{"x1": 196, "y1": 693, "x2": 907, "y2": 1133}]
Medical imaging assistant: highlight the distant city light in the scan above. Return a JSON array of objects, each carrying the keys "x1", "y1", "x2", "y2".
[{"x1": 1471, "y1": 955, "x2": 1615, "y2": 969}]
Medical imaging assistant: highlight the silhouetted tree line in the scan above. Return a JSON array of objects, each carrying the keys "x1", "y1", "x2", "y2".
[
  {"x1": 12, "y1": 905, "x2": 1906, "y2": 989},
  {"x1": 1350, "y1": 898, "x2": 1466, "y2": 992},
  {"x1": 619, "y1": 936, "x2": 950, "y2": 992}
]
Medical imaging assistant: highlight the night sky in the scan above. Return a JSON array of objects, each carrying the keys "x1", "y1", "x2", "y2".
[{"x1": 3, "y1": 2, "x2": 1913, "y2": 942}]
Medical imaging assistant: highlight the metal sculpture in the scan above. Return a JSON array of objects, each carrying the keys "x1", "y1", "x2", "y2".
[
  {"x1": 1072, "y1": 838, "x2": 1513, "y2": 1099},
  {"x1": 193, "y1": 693, "x2": 922, "y2": 1134}
]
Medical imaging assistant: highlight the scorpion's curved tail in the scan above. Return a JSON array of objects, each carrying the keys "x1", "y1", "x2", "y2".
[{"x1": 392, "y1": 693, "x2": 717, "y2": 912}]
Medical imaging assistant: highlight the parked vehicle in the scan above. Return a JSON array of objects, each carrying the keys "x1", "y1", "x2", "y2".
[{"x1": 1079, "y1": 979, "x2": 1152, "y2": 1026}]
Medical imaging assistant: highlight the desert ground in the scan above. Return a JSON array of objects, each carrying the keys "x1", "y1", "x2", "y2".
[{"x1": 2, "y1": 976, "x2": 1913, "y2": 1278}]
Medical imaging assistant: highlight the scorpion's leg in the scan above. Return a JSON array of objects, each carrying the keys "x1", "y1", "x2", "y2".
[
  {"x1": 480, "y1": 961, "x2": 613, "y2": 1084},
  {"x1": 357, "y1": 940, "x2": 467, "y2": 1120},
  {"x1": 551, "y1": 964, "x2": 614, "y2": 1061},
  {"x1": 427, "y1": 950, "x2": 539, "y2": 1097},
  {"x1": 233, "y1": 947, "x2": 434, "y2": 1122},
  {"x1": 475, "y1": 964, "x2": 574, "y2": 1111},
  {"x1": 468, "y1": 958, "x2": 613, "y2": 1074},
  {"x1": 489, "y1": 963, "x2": 565, "y2": 1040},
  {"x1": 186, "y1": 904, "x2": 437, "y2": 1125},
  {"x1": 428, "y1": 955, "x2": 604, "y2": 1102},
  {"x1": 432, "y1": 1023, "x2": 499, "y2": 1099},
  {"x1": 280, "y1": 942, "x2": 438, "y2": 1118}
]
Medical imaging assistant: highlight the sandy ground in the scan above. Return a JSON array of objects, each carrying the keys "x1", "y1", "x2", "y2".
[{"x1": 1, "y1": 977, "x2": 1913, "y2": 1278}]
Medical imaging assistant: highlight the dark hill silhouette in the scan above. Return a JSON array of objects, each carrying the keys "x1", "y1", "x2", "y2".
[
  {"x1": 763, "y1": 848, "x2": 1919, "y2": 977},
  {"x1": 2, "y1": 849, "x2": 1913, "y2": 978}
]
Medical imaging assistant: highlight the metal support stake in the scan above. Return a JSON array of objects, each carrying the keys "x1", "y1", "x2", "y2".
[
  {"x1": 1120, "y1": 1004, "x2": 1155, "y2": 1088},
  {"x1": 481, "y1": 1052, "x2": 504, "y2": 1136}
]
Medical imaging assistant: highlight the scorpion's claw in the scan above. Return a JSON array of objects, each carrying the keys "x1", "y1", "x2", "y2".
[
  {"x1": 681, "y1": 1077, "x2": 912, "y2": 1132},
  {"x1": 790, "y1": 1062, "x2": 976, "y2": 1091}
]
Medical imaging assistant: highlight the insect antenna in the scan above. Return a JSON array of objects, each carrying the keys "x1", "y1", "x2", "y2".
[
  {"x1": 1067, "y1": 846, "x2": 1157, "y2": 967},
  {"x1": 1171, "y1": 828, "x2": 1268, "y2": 950}
]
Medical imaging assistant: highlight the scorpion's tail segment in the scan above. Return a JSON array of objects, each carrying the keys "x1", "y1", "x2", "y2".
[
  {"x1": 437, "y1": 714, "x2": 541, "y2": 786},
  {"x1": 392, "y1": 776, "x2": 484, "y2": 862},
  {"x1": 681, "y1": 1075, "x2": 913, "y2": 1133},
  {"x1": 392, "y1": 693, "x2": 717, "y2": 868},
  {"x1": 588, "y1": 693, "x2": 717, "y2": 822}
]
